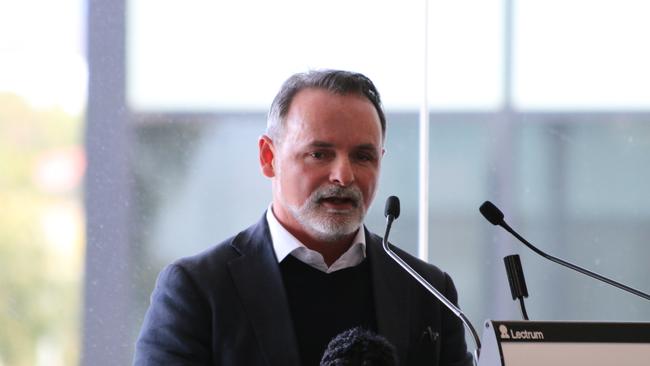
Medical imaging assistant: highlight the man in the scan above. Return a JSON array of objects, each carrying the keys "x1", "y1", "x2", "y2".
[{"x1": 134, "y1": 70, "x2": 472, "y2": 366}]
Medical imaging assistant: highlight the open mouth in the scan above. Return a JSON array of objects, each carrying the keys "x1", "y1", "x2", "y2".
[{"x1": 319, "y1": 196, "x2": 358, "y2": 208}]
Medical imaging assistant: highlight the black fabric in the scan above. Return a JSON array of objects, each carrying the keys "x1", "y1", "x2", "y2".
[{"x1": 280, "y1": 256, "x2": 377, "y2": 366}]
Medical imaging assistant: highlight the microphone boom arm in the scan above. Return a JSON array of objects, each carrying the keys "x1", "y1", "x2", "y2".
[
  {"x1": 382, "y1": 216, "x2": 482, "y2": 359},
  {"x1": 499, "y1": 221, "x2": 650, "y2": 301}
]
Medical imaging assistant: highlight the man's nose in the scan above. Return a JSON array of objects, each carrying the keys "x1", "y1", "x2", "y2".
[{"x1": 329, "y1": 157, "x2": 355, "y2": 186}]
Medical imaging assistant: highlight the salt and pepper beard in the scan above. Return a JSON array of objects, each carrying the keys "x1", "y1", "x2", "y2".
[{"x1": 286, "y1": 184, "x2": 366, "y2": 242}]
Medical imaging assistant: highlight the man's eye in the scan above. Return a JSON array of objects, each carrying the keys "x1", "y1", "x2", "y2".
[
  {"x1": 355, "y1": 153, "x2": 375, "y2": 162},
  {"x1": 309, "y1": 151, "x2": 325, "y2": 159}
]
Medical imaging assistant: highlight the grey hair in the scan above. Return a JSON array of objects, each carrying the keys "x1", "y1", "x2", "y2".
[{"x1": 266, "y1": 69, "x2": 386, "y2": 143}]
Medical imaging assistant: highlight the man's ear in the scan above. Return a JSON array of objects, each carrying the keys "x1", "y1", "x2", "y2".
[{"x1": 259, "y1": 135, "x2": 276, "y2": 178}]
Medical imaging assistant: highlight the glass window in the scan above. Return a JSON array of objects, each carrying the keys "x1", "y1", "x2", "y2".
[
  {"x1": 127, "y1": 0, "x2": 425, "y2": 110},
  {"x1": 514, "y1": 0, "x2": 650, "y2": 109},
  {"x1": 81, "y1": 1, "x2": 650, "y2": 363},
  {"x1": 428, "y1": 0, "x2": 504, "y2": 109}
]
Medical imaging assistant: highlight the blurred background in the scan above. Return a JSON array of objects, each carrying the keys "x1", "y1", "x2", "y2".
[{"x1": 1, "y1": 0, "x2": 649, "y2": 365}]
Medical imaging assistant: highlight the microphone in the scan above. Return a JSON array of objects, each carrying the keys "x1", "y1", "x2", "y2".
[
  {"x1": 503, "y1": 254, "x2": 530, "y2": 320},
  {"x1": 320, "y1": 327, "x2": 398, "y2": 366},
  {"x1": 382, "y1": 196, "x2": 481, "y2": 361},
  {"x1": 383, "y1": 196, "x2": 400, "y2": 242},
  {"x1": 384, "y1": 195, "x2": 400, "y2": 221},
  {"x1": 480, "y1": 201, "x2": 650, "y2": 301}
]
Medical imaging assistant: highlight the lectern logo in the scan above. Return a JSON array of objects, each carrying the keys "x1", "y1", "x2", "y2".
[
  {"x1": 498, "y1": 324, "x2": 545, "y2": 340},
  {"x1": 499, "y1": 325, "x2": 510, "y2": 339}
]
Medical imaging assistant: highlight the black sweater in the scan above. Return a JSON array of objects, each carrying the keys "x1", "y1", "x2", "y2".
[{"x1": 280, "y1": 255, "x2": 378, "y2": 366}]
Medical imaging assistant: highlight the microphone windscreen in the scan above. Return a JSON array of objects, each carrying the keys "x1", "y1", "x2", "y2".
[
  {"x1": 479, "y1": 201, "x2": 504, "y2": 225},
  {"x1": 384, "y1": 196, "x2": 400, "y2": 219},
  {"x1": 320, "y1": 327, "x2": 398, "y2": 366}
]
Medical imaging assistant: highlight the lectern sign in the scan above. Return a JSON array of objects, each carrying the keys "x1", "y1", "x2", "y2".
[
  {"x1": 497, "y1": 324, "x2": 544, "y2": 341},
  {"x1": 478, "y1": 320, "x2": 650, "y2": 366}
]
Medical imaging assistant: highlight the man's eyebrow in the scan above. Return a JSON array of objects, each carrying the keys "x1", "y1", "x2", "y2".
[
  {"x1": 307, "y1": 141, "x2": 380, "y2": 151},
  {"x1": 309, "y1": 141, "x2": 335, "y2": 148},
  {"x1": 355, "y1": 143, "x2": 379, "y2": 151}
]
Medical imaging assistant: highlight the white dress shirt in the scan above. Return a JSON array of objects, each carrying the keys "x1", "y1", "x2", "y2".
[{"x1": 266, "y1": 206, "x2": 366, "y2": 273}]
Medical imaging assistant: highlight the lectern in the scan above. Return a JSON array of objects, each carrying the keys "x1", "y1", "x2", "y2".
[{"x1": 477, "y1": 320, "x2": 650, "y2": 366}]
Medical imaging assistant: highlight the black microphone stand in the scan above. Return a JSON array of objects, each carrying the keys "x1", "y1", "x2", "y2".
[
  {"x1": 383, "y1": 197, "x2": 481, "y2": 364},
  {"x1": 481, "y1": 201, "x2": 650, "y2": 302}
]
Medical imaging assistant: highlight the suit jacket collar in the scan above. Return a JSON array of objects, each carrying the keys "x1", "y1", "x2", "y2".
[
  {"x1": 227, "y1": 215, "x2": 301, "y2": 366},
  {"x1": 365, "y1": 228, "x2": 412, "y2": 363}
]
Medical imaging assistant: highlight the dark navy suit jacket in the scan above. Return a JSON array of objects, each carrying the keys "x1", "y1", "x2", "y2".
[{"x1": 134, "y1": 215, "x2": 472, "y2": 366}]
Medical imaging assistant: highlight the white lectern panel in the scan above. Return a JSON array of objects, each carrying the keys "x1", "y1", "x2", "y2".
[{"x1": 502, "y1": 342, "x2": 650, "y2": 366}]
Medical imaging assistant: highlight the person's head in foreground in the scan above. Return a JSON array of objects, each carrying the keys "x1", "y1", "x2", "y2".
[{"x1": 320, "y1": 327, "x2": 398, "y2": 366}]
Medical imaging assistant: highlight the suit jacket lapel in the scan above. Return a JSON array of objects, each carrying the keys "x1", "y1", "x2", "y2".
[
  {"x1": 366, "y1": 229, "x2": 411, "y2": 364},
  {"x1": 228, "y1": 216, "x2": 301, "y2": 366}
]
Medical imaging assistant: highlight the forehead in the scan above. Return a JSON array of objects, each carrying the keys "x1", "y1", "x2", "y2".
[{"x1": 283, "y1": 88, "x2": 383, "y2": 144}]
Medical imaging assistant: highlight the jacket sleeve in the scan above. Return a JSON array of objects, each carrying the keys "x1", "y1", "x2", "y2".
[
  {"x1": 440, "y1": 273, "x2": 474, "y2": 366},
  {"x1": 133, "y1": 264, "x2": 212, "y2": 366}
]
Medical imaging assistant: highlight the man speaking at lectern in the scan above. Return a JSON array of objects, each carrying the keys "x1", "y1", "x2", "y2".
[{"x1": 134, "y1": 70, "x2": 472, "y2": 366}]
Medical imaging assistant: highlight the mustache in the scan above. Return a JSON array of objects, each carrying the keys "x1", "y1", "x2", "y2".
[{"x1": 312, "y1": 185, "x2": 363, "y2": 207}]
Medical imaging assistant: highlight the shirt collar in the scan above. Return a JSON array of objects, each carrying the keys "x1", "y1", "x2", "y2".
[{"x1": 266, "y1": 205, "x2": 367, "y2": 273}]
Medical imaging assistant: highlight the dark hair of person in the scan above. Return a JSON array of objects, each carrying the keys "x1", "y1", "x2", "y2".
[
  {"x1": 266, "y1": 69, "x2": 386, "y2": 143},
  {"x1": 320, "y1": 327, "x2": 398, "y2": 366}
]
